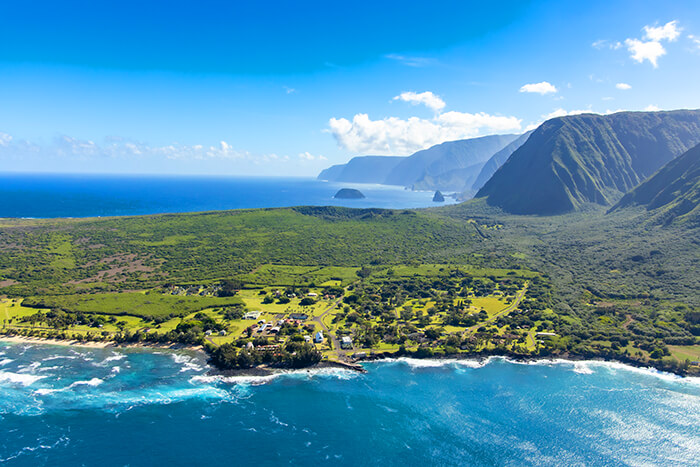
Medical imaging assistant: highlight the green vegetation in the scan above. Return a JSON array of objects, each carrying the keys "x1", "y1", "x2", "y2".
[
  {"x1": 0, "y1": 207, "x2": 488, "y2": 297},
  {"x1": 612, "y1": 142, "x2": 700, "y2": 225},
  {"x1": 22, "y1": 292, "x2": 243, "y2": 320},
  {"x1": 477, "y1": 110, "x2": 700, "y2": 214},
  {"x1": 0, "y1": 195, "x2": 697, "y2": 374}
]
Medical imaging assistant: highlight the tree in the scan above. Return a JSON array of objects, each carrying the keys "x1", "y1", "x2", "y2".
[{"x1": 218, "y1": 279, "x2": 243, "y2": 297}]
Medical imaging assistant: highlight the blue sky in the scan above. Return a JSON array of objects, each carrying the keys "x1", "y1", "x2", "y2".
[{"x1": 1, "y1": 0, "x2": 699, "y2": 175}]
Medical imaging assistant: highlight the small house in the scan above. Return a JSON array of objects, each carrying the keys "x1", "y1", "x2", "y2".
[
  {"x1": 314, "y1": 331, "x2": 324, "y2": 343},
  {"x1": 307, "y1": 292, "x2": 318, "y2": 297},
  {"x1": 340, "y1": 336, "x2": 353, "y2": 349}
]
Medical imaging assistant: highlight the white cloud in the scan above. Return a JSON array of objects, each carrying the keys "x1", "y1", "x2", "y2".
[
  {"x1": 329, "y1": 111, "x2": 521, "y2": 155},
  {"x1": 643, "y1": 21, "x2": 681, "y2": 42},
  {"x1": 283, "y1": 86, "x2": 296, "y2": 94},
  {"x1": 645, "y1": 104, "x2": 661, "y2": 111},
  {"x1": 543, "y1": 108, "x2": 591, "y2": 120},
  {"x1": 0, "y1": 134, "x2": 287, "y2": 165},
  {"x1": 0, "y1": 132, "x2": 12, "y2": 146},
  {"x1": 592, "y1": 39, "x2": 623, "y2": 50},
  {"x1": 393, "y1": 91, "x2": 446, "y2": 112},
  {"x1": 298, "y1": 151, "x2": 327, "y2": 161},
  {"x1": 625, "y1": 38, "x2": 666, "y2": 67},
  {"x1": 689, "y1": 34, "x2": 700, "y2": 50},
  {"x1": 524, "y1": 108, "x2": 593, "y2": 132},
  {"x1": 615, "y1": 82, "x2": 632, "y2": 90},
  {"x1": 519, "y1": 81, "x2": 558, "y2": 95},
  {"x1": 623, "y1": 21, "x2": 681, "y2": 68}
]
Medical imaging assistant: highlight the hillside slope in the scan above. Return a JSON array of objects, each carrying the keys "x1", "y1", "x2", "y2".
[
  {"x1": 612, "y1": 142, "x2": 700, "y2": 224},
  {"x1": 317, "y1": 156, "x2": 404, "y2": 183},
  {"x1": 476, "y1": 110, "x2": 700, "y2": 215},
  {"x1": 471, "y1": 130, "x2": 533, "y2": 192},
  {"x1": 385, "y1": 134, "x2": 518, "y2": 188}
]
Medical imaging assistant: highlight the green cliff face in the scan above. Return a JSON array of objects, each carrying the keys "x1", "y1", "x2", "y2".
[
  {"x1": 612, "y1": 142, "x2": 700, "y2": 225},
  {"x1": 476, "y1": 110, "x2": 700, "y2": 215}
]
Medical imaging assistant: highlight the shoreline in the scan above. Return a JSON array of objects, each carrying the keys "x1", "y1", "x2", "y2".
[
  {"x1": 352, "y1": 350, "x2": 700, "y2": 378},
  {"x1": 0, "y1": 335, "x2": 204, "y2": 353},
  {"x1": 1, "y1": 334, "x2": 696, "y2": 379}
]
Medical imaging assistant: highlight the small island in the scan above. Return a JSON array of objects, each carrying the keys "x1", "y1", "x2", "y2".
[
  {"x1": 433, "y1": 191, "x2": 445, "y2": 202},
  {"x1": 334, "y1": 188, "x2": 365, "y2": 199}
]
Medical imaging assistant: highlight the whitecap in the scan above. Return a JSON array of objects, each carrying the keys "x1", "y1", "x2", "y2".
[
  {"x1": 19, "y1": 361, "x2": 42, "y2": 372},
  {"x1": 100, "y1": 354, "x2": 126, "y2": 364},
  {"x1": 42, "y1": 355, "x2": 78, "y2": 362},
  {"x1": 0, "y1": 370, "x2": 45, "y2": 386},
  {"x1": 0, "y1": 358, "x2": 13, "y2": 366},
  {"x1": 499, "y1": 357, "x2": 700, "y2": 385},
  {"x1": 172, "y1": 353, "x2": 205, "y2": 373},
  {"x1": 573, "y1": 362, "x2": 594, "y2": 374},
  {"x1": 383, "y1": 357, "x2": 490, "y2": 370},
  {"x1": 377, "y1": 404, "x2": 398, "y2": 413},
  {"x1": 68, "y1": 378, "x2": 104, "y2": 388},
  {"x1": 0, "y1": 436, "x2": 70, "y2": 463},
  {"x1": 190, "y1": 367, "x2": 359, "y2": 386},
  {"x1": 190, "y1": 373, "x2": 281, "y2": 386},
  {"x1": 269, "y1": 413, "x2": 289, "y2": 427}
]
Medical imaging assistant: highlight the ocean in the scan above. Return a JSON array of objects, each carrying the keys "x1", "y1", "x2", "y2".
[
  {"x1": 2, "y1": 174, "x2": 699, "y2": 466},
  {"x1": 0, "y1": 173, "x2": 456, "y2": 218},
  {"x1": 0, "y1": 342, "x2": 698, "y2": 466}
]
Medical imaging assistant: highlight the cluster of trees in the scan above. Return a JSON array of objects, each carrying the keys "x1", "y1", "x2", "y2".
[{"x1": 208, "y1": 338, "x2": 321, "y2": 370}]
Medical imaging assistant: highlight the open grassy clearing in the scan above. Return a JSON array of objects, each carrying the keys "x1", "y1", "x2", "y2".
[
  {"x1": 238, "y1": 265, "x2": 359, "y2": 287},
  {"x1": 21, "y1": 292, "x2": 243, "y2": 319}
]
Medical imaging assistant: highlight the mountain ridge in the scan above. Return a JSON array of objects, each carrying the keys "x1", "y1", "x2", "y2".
[
  {"x1": 318, "y1": 133, "x2": 520, "y2": 191},
  {"x1": 612, "y1": 142, "x2": 700, "y2": 224},
  {"x1": 476, "y1": 110, "x2": 700, "y2": 215}
]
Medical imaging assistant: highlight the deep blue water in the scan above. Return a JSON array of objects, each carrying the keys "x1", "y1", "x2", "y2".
[
  {"x1": 0, "y1": 174, "x2": 455, "y2": 218},
  {"x1": 0, "y1": 342, "x2": 698, "y2": 466}
]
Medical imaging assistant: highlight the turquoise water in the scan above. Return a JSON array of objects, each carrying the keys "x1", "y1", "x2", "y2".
[
  {"x1": 0, "y1": 174, "x2": 455, "y2": 218},
  {"x1": 0, "y1": 342, "x2": 698, "y2": 466}
]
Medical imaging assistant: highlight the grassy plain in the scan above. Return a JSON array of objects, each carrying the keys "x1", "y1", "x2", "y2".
[{"x1": 0, "y1": 201, "x2": 697, "y2": 374}]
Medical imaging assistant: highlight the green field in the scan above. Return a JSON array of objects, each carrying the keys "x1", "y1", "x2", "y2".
[
  {"x1": 21, "y1": 292, "x2": 243, "y2": 319},
  {"x1": 0, "y1": 201, "x2": 697, "y2": 374},
  {"x1": 238, "y1": 264, "x2": 360, "y2": 286}
]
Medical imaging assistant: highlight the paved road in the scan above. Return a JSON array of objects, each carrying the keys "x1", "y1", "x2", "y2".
[
  {"x1": 311, "y1": 296, "x2": 346, "y2": 357},
  {"x1": 466, "y1": 283, "x2": 529, "y2": 334}
]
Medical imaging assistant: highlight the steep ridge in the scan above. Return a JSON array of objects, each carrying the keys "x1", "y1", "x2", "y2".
[
  {"x1": 476, "y1": 110, "x2": 700, "y2": 215},
  {"x1": 612, "y1": 142, "x2": 700, "y2": 224},
  {"x1": 317, "y1": 156, "x2": 404, "y2": 183},
  {"x1": 384, "y1": 134, "x2": 518, "y2": 188},
  {"x1": 471, "y1": 130, "x2": 533, "y2": 192},
  {"x1": 411, "y1": 162, "x2": 484, "y2": 192}
]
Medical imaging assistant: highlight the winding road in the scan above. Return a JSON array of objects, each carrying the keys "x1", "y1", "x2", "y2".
[{"x1": 466, "y1": 283, "x2": 529, "y2": 334}]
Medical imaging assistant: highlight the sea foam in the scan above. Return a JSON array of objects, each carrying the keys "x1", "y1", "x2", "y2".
[{"x1": 0, "y1": 370, "x2": 45, "y2": 386}]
